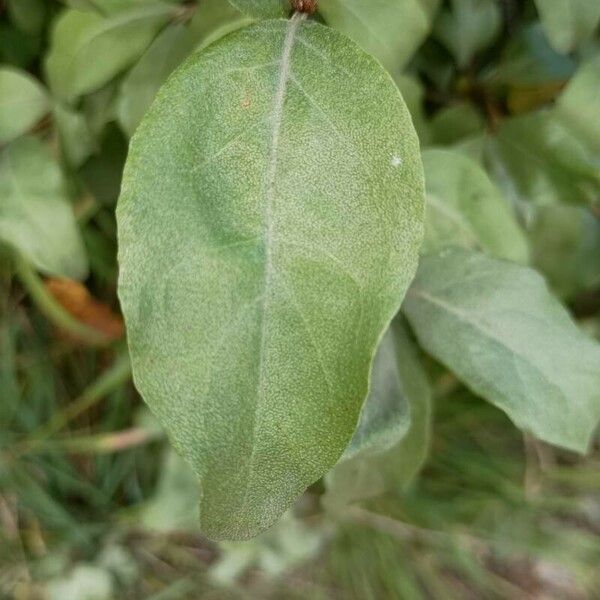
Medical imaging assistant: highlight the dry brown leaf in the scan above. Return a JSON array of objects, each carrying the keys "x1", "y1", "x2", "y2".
[{"x1": 45, "y1": 278, "x2": 124, "y2": 342}]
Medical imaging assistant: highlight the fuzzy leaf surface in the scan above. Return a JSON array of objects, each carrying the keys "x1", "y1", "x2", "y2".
[{"x1": 117, "y1": 18, "x2": 424, "y2": 540}]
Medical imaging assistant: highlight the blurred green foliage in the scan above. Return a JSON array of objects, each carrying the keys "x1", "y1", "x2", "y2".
[{"x1": 1, "y1": 0, "x2": 599, "y2": 598}]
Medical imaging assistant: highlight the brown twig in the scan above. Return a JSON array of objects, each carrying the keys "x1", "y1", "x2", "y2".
[{"x1": 292, "y1": 0, "x2": 317, "y2": 14}]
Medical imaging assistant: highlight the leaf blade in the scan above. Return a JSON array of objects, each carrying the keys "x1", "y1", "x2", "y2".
[
  {"x1": 117, "y1": 18, "x2": 424, "y2": 540},
  {"x1": 0, "y1": 137, "x2": 88, "y2": 279},
  {"x1": 0, "y1": 67, "x2": 49, "y2": 144},
  {"x1": 45, "y1": 5, "x2": 172, "y2": 103},
  {"x1": 318, "y1": 0, "x2": 439, "y2": 73},
  {"x1": 422, "y1": 148, "x2": 529, "y2": 263},
  {"x1": 403, "y1": 248, "x2": 600, "y2": 453}
]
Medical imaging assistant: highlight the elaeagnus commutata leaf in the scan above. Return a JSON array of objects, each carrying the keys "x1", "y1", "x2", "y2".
[
  {"x1": 117, "y1": 16, "x2": 424, "y2": 540},
  {"x1": 403, "y1": 248, "x2": 600, "y2": 454}
]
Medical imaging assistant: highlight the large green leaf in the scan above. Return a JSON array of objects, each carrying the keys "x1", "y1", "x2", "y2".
[
  {"x1": 434, "y1": 0, "x2": 500, "y2": 68},
  {"x1": 534, "y1": 0, "x2": 600, "y2": 54},
  {"x1": 0, "y1": 67, "x2": 49, "y2": 144},
  {"x1": 117, "y1": 23, "x2": 194, "y2": 137},
  {"x1": 403, "y1": 248, "x2": 600, "y2": 453},
  {"x1": 318, "y1": 0, "x2": 440, "y2": 73},
  {"x1": 228, "y1": 0, "x2": 288, "y2": 18},
  {"x1": 45, "y1": 5, "x2": 173, "y2": 103},
  {"x1": 0, "y1": 137, "x2": 88, "y2": 279},
  {"x1": 422, "y1": 149, "x2": 529, "y2": 263},
  {"x1": 324, "y1": 319, "x2": 431, "y2": 508},
  {"x1": 117, "y1": 17, "x2": 424, "y2": 539}
]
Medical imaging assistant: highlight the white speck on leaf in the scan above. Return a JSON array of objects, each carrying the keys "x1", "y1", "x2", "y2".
[{"x1": 391, "y1": 155, "x2": 402, "y2": 168}]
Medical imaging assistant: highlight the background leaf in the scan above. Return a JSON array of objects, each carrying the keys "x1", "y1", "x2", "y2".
[
  {"x1": 0, "y1": 137, "x2": 88, "y2": 279},
  {"x1": 117, "y1": 17, "x2": 424, "y2": 540},
  {"x1": 0, "y1": 67, "x2": 49, "y2": 144},
  {"x1": 117, "y1": 23, "x2": 194, "y2": 137},
  {"x1": 555, "y1": 53, "x2": 600, "y2": 157},
  {"x1": 485, "y1": 110, "x2": 600, "y2": 208},
  {"x1": 54, "y1": 103, "x2": 95, "y2": 167},
  {"x1": 189, "y1": 0, "x2": 253, "y2": 50},
  {"x1": 84, "y1": 83, "x2": 120, "y2": 139},
  {"x1": 318, "y1": 0, "x2": 440, "y2": 73},
  {"x1": 342, "y1": 322, "x2": 411, "y2": 462},
  {"x1": 485, "y1": 24, "x2": 576, "y2": 89},
  {"x1": 422, "y1": 148, "x2": 529, "y2": 263},
  {"x1": 62, "y1": 0, "x2": 181, "y2": 13},
  {"x1": 403, "y1": 248, "x2": 600, "y2": 453},
  {"x1": 433, "y1": 0, "x2": 501, "y2": 68},
  {"x1": 45, "y1": 5, "x2": 173, "y2": 103},
  {"x1": 529, "y1": 204, "x2": 600, "y2": 300},
  {"x1": 324, "y1": 318, "x2": 431, "y2": 508},
  {"x1": 534, "y1": 0, "x2": 600, "y2": 54},
  {"x1": 7, "y1": 0, "x2": 46, "y2": 36},
  {"x1": 428, "y1": 102, "x2": 484, "y2": 146},
  {"x1": 322, "y1": 318, "x2": 431, "y2": 511},
  {"x1": 228, "y1": 0, "x2": 288, "y2": 19}
]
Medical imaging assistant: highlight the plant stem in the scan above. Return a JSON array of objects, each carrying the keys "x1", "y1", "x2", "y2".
[
  {"x1": 18, "y1": 426, "x2": 161, "y2": 456},
  {"x1": 42, "y1": 350, "x2": 132, "y2": 437},
  {"x1": 47, "y1": 350, "x2": 131, "y2": 436},
  {"x1": 9, "y1": 351, "x2": 132, "y2": 458},
  {"x1": 14, "y1": 255, "x2": 110, "y2": 347}
]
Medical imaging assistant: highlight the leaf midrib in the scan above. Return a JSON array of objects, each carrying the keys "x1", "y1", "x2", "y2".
[{"x1": 238, "y1": 14, "x2": 305, "y2": 521}]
